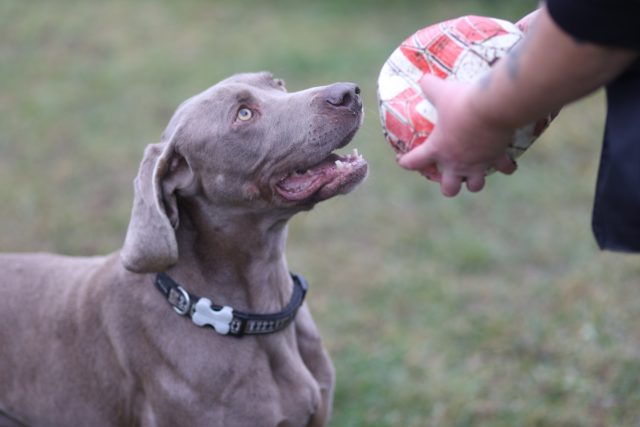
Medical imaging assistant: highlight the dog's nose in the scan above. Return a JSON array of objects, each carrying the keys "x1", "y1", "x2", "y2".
[{"x1": 323, "y1": 83, "x2": 361, "y2": 111}]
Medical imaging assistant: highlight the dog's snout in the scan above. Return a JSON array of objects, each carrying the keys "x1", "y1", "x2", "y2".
[{"x1": 323, "y1": 83, "x2": 361, "y2": 111}]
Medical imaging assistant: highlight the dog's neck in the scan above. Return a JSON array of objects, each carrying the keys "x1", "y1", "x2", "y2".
[{"x1": 166, "y1": 204, "x2": 295, "y2": 314}]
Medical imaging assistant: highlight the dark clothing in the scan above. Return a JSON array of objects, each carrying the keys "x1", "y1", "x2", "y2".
[
  {"x1": 546, "y1": 0, "x2": 640, "y2": 50},
  {"x1": 592, "y1": 62, "x2": 640, "y2": 251},
  {"x1": 547, "y1": 0, "x2": 640, "y2": 252}
]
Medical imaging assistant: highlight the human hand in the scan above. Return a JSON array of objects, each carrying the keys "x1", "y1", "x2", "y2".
[{"x1": 397, "y1": 74, "x2": 517, "y2": 197}]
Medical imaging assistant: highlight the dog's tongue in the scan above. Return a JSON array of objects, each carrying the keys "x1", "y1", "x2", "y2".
[{"x1": 277, "y1": 155, "x2": 339, "y2": 193}]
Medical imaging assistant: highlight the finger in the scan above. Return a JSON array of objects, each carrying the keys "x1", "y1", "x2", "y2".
[
  {"x1": 397, "y1": 140, "x2": 437, "y2": 171},
  {"x1": 418, "y1": 74, "x2": 447, "y2": 106},
  {"x1": 465, "y1": 173, "x2": 485, "y2": 193},
  {"x1": 494, "y1": 154, "x2": 518, "y2": 175},
  {"x1": 420, "y1": 164, "x2": 442, "y2": 182},
  {"x1": 441, "y1": 171, "x2": 462, "y2": 197},
  {"x1": 420, "y1": 170, "x2": 441, "y2": 183}
]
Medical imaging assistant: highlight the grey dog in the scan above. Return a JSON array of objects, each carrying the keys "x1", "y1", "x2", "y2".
[{"x1": 0, "y1": 72, "x2": 368, "y2": 427}]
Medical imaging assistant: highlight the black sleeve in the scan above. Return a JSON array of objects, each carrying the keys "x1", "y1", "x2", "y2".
[{"x1": 546, "y1": 0, "x2": 640, "y2": 50}]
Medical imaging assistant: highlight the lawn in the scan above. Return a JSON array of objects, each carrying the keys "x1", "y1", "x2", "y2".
[{"x1": 1, "y1": 1, "x2": 639, "y2": 426}]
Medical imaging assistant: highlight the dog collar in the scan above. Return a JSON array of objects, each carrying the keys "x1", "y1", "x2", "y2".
[{"x1": 154, "y1": 272, "x2": 308, "y2": 337}]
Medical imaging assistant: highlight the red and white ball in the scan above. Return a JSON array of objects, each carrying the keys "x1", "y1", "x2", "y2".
[{"x1": 377, "y1": 15, "x2": 553, "y2": 166}]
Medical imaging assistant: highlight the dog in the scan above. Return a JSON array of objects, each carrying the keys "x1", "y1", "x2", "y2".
[{"x1": 0, "y1": 72, "x2": 368, "y2": 427}]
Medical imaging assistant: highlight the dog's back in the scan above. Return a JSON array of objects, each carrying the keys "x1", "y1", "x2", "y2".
[{"x1": 0, "y1": 253, "x2": 132, "y2": 426}]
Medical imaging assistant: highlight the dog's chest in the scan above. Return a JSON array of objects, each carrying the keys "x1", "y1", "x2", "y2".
[
  {"x1": 214, "y1": 362, "x2": 321, "y2": 426},
  {"x1": 140, "y1": 337, "x2": 322, "y2": 426}
]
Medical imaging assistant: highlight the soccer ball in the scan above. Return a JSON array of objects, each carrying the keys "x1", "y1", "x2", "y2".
[{"x1": 377, "y1": 15, "x2": 554, "y2": 168}]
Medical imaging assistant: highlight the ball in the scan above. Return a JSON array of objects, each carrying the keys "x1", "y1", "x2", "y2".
[{"x1": 377, "y1": 15, "x2": 554, "y2": 168}]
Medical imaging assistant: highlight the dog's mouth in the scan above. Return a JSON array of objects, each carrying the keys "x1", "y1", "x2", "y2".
[{"x1": 275, "y1": 148, "x2": 368, "y2": 203}]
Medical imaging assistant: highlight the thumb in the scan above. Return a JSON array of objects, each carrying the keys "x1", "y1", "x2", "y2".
[
  {"x1": 397, "y1": 137, "x2": 437, "y2": 171},
  {"x1": 418, "y1": 73, "x2": 447, "y2": 106}
]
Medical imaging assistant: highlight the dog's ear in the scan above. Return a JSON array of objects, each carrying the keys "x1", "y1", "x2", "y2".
[{"x1": 121, "y1": 133, "x2": 194, "y2": 273}]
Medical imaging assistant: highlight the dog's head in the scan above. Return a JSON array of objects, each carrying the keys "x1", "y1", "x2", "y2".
[{"x1": 121, "y1": 72, "x2": 368, "y2": 273}]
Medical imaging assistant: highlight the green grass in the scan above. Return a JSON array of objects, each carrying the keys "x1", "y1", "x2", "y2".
[{"x1": 2, "y1": 1, "x2": 640, "y2": 425}]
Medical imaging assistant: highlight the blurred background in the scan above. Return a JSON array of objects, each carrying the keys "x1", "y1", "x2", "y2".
[{"x1": 1, "y1": 1, "x2": 639, "y2": 425}]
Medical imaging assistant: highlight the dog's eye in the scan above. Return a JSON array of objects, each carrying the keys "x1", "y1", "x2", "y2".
[{"x1": 237, "y1": 108, "x2": 253, "y2": 121}]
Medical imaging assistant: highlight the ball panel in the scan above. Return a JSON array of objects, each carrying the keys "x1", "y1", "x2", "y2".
[
  {"x1": 413, "y1": 98, "x2": 437, "y2": 130},
  {"x1": 383, "y1": 109, "x2": 415, "y2": 152},
  {"x1": 377, "y1": 69, "x2": 412, "y2": 101},
  {"x1": 398, "y1": 45, "x2": 431, "y2": 77},
  {"x1": 413, "y1": 23, "x2": 443, "y2": 47},
  {"x1": 454, "y1": 16, "x2": 510, "y2": 43},
  {"x1": 390, "y1": 46, "x2": 427, "y2": 85},
  {"x1": 425, "y1": 33, "x2": 464, "y2": 73}
]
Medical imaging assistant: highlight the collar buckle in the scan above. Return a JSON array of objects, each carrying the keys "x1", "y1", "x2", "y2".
[{"x1": 167, "y1": 286, "x2": 191, "y2": 316}]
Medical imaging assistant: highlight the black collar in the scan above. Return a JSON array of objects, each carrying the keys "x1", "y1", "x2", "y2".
[{"x1": 154, "y1": 272, "x2": 308, "y2": 338}]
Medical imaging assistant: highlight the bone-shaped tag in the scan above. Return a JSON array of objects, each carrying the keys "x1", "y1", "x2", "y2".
[{"x1": 191, "y1": 298, "x2": 234, "y2": 335}]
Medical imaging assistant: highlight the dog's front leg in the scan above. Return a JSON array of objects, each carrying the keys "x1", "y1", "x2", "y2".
[{"x1": 294, "y1": 305, "x2": 335, "y2": 427}]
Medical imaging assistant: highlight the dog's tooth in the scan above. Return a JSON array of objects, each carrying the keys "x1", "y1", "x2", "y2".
[
  {"x1": 353, "y1": 148, "x2": 359, "y2": 157},
  {"x1": 335, "y1": 160, "x2": 344, "y2": 169}
]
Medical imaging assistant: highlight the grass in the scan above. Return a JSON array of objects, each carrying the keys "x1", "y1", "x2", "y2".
[{"x1": 2, "y1": 1, "x2": 640, "y2": 425}]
